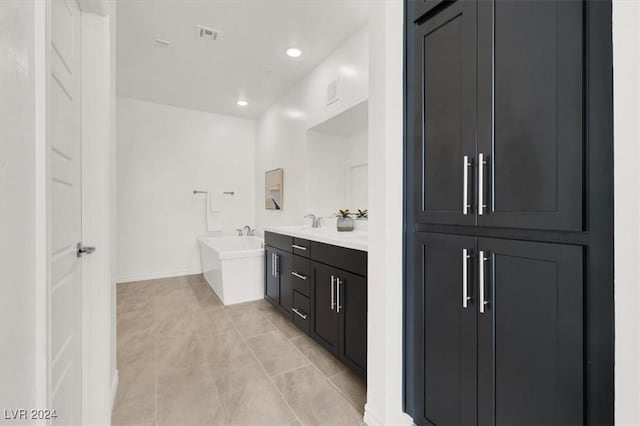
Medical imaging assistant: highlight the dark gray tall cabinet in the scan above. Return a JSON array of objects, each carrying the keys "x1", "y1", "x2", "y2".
[{"x1": 404, "y1": 1, "x2": 614, "y2": 425}]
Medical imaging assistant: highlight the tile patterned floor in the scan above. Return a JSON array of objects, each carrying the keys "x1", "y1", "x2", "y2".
[{"x1": 113, "y1": 274, "x2": 366, "y2": 426}]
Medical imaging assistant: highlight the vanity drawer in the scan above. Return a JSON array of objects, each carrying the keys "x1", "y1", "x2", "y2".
[
  {"x1": 265, "y1": 231, "x2": 293, "y2": 252},
  {"x1": 292, "y1": 291, "x2": 310, "y2": 334},
  {"x1": 291, "y1": 255, "x2": 310, "y2": 297},
  {"x1": 292, "y1": 237, "x2": 310, "y2": 258},
  {"x1": 310, "y1": 241, "x2": 367, "y2": 276}
]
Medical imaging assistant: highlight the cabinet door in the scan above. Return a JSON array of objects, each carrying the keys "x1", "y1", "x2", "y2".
[
  {"x1": 477, "y1": 238, "x2": 583, "y2": 426},
  {"x1": 413, "y1": 1, "x2": 477, "y2": 226},
  {"x1": 407, "y1": 0, "x2": 446, "y2": 22},
  {"x1": 414, "y1": 233, "x2": 477, "y2": 426},
  {"x1": 337, "y1": 270, "x2": 367, "y2": 377},
  {"x1": 477, "y1": 0, "x2": 583, "y2": 231},
  {"x1": 310, "y1": 262, "x2": 339, "y2": 355},
  {"x1": 265, "y1": 248, "x2": 279, "y2": 306},
  {"x1": 277, "y1": 250, "x2": 293, "y2": 318}
]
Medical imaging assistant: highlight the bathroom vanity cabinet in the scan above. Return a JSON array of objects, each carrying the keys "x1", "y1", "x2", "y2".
[{"x1": 264, "y1": 231, "x2": 367, "y2": 378}]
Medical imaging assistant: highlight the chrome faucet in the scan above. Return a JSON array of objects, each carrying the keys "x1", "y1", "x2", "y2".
[
  {"x1": 243, "y1": 225, "x2": 254, "y2": 236},
  {"x1": 304, "y1": 214, "x2": 321, "y2": 228}
]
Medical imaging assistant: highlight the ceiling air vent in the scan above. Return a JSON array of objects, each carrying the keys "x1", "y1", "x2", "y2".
[
  {"x1": 196, "y1": 25, "x2": 220, "y2": 41},
  {"x1": 327, "y1": 78, "x2": 339, "y2": 105}
]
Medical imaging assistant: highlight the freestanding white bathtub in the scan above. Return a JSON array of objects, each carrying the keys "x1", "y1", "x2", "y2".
[{"x1": 197, "y1": 236, "x2": 265, "y2": 305}]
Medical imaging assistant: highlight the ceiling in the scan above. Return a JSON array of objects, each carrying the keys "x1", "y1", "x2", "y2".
[{"x1": 116, "y1": 0, "x2": 369, "y2": 119}]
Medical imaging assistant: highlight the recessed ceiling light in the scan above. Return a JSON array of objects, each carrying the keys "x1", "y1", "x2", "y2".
[
  {"x1": 286, "y1": 47, "x2": 302, "y2": 58},
  {"x1": 237, "y1": 100, "x2": 248, "y2": 107}
]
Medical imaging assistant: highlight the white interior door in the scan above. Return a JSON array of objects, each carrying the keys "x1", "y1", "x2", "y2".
[{"x1": 49, "y1": 0, "x2": 82, "y2": 423}]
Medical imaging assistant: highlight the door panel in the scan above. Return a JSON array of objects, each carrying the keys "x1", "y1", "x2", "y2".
[
  {"x1": 49, "y1": 0, "x2": 81, "y2": 423},
  {"x1": 413, "y1": 1, "x2": 477, "y2": 226},
  {"x1": 310, "y1": 262, "x2": 339, "y2": 355},
  {"x1": 265, "y1": 249, "x2": 279, "y2": 305},
  {"x1": 477, "y1": 238, "x2": 583, "y2": 426},
  {"x1": 414, "y1": 233, "x2": 477, "y2": 426},
  {"x1": 278, "y1": 251, "x2": 293, "y2": 318},
  {"x1": 478, "y1": 0, "x2": 583, "y2": 231},
  {"x1": 337, "y1": 271, "x2": 367, "y2": 377}
]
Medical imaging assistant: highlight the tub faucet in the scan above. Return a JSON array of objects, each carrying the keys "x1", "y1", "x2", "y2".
[
  {"x1": 305, "y1": 214, "x2": 320, "y2": 228},
  {"x1": 244, "y1": 225, "x2": 254, "y2": 236}
]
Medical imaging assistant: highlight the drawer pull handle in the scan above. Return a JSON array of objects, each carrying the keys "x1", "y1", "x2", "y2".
[
  {"x1": 331, "y1": 275, "x2": 336, "y2": 311},
  {"x1": 479, "y1": 251, "x2": 490, "y2": 314},
  {"x1": 336, "y1": 277, "x2": 342, "y2": 313},
  {"x1": 291, "y1": 271, "x2": 308, "y2": 280},
  {"x1": 463, "y1": 155, "x2": 472, "y2": 215},
  {"x1": 292, "y1": 244, "x2": 307, "y2": 251},
  {"x1": 292, "y1": 308, "x2": 308, "y2": 320},
  {"x1": 462, "y1": 248, "x2": 471, "y2": 308}
]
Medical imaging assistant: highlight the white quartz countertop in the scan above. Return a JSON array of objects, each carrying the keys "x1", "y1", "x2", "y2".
[{"x1": 264, "y1": 225, "x2": 368, "y2": 252}]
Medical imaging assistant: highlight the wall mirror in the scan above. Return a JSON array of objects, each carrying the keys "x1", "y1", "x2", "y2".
[
  {"x1": 305, "y1": 100, "x2": 368, "y2": 217},
  {"x1": 265, "y1": 168, "x2": 283, "y2": 210}
]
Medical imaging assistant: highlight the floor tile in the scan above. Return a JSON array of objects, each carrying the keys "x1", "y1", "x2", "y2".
[
  {"x1": 231, "y1": 309, "x2": 277, "y2": 338},
  {"x1": 329, "y1": 370, "x2": 367, "y2": 415},
  {"x1": 290, "y1": 334, "x2": 347, "y2": 377},
  {"x1": 157, "y1": 364, "x2": 225, "y2": 426},
  {"x1": 112, "y1": 362, "x2": 156, "y2": 425},
  {"x1": 117, "y1": 308, "x2": 155, "y2": 350},
  {"x1": 218, "y1": 370, "x2": 296, "y2": 426},
  {"x1": 247, "y1": 331, "x2": 310, "y2": 376},
  {"x1": 201, "y1": 330, "x2": 256, "y2": 378},
  {"x1": 156, "y1": 332, "x2": 207, "y2": 375},
  {"x1": 114, "y1": 275, "x2": 367, "y2": 426},
  {"x1": 117, "y1": 281, "x2": 156, "y2": 314},
  {"x1": 260, "y1": 308, "x2": 304, "y2": 339},
  {"x1": 273, "y1": 365, "x2": 364, "y2": 426},
  {"x1": 191, "y1": 307, "x2": 235, "y2": 337}
]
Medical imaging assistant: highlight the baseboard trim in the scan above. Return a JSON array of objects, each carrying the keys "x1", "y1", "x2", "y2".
[
  {"x1": 111, "y1": 369, "x2": 119, "y2": 410},
  {"x1": 363, "y1": 404, "x2": 414, "y2": 426},
  {"x1": 364, "y1": 404, "x2": 384, "y2": 426},
  {"x1": 116, "y1": 268, "x2": 202, "y2": 284}
]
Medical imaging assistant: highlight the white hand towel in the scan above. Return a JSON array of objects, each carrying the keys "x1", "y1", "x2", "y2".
[{"x1": 206, "y1": 192, "x2": 222, "y2": 232}]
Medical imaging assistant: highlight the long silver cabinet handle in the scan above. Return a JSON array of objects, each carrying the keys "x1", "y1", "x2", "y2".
[
  {"x1": 271, "y1": 253, "x2": 275, "y2": 277},
  {"x1": 274, "y1": 254, "x2": 279, "y2": 277},
  {"x1": 292, "y1": 244, "x2": 307, "y2": 251},
  {"x1": 292, "y1": 308, "x2": 308, "y2": 320},
  {"x1": 479, "y1": 250, "x2": 489, "y2": 313},
  {"x1": 478, "y1": 153, "x2": 487, "y2": 215},
  {"x1": 336, "y1": 278, "x2": 342, "y2": 313},
  {"x1": 331, "y1": 275, "x2": 336, "y2": 311},
  {"x1": 462, "y1": 248, "x2": 471, "y2": 308},
  {"x1": 291, "y1": 271, "x2": 308, "y2": 280},
  {"x1": 463, "y1": 155, "x2": 472, "y2": 215}
]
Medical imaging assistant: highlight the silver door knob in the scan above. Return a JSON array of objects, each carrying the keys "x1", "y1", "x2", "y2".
[{"x1": 77, "y1": 242, "x2": 96, "y2": 258}]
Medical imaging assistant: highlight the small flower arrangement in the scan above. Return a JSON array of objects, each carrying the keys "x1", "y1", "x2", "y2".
[
  {"x1": 355, "y1": 209, "x2": 368, "y2": 219},
  {"x1": 336, "y1": 209, "x2": 354, "y2": 232}
]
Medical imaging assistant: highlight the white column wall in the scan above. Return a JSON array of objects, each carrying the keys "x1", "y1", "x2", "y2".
[
  {"x1": 613, "y1": 1, "x2": 640, "y2": 424},
  {"x1": 365, "y1": 1, "x2": 412, "y2": 425}
]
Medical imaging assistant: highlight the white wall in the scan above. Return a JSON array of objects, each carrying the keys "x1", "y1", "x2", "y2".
[
  {"x1": 116, "y1": 97, "x2": 256, "y2": 282},
  {"x1": 365, "y1": 1, "x2": 411, "y2": 426},
  {"x1": 255, "y1": 27, "x2": 369, "y2": 232},
  {"x1": 0, "y1": 0, "x2": 39, "y2": 416},
  {"x1": 613, "y1": 2, "x2": 640, "y2": 424},
  {"x1": 109, "y1": 0, "x2": 118, "y2": 407},
  {"x1": 81, "y1": 9, "x2": 116, "y2": 424}
]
